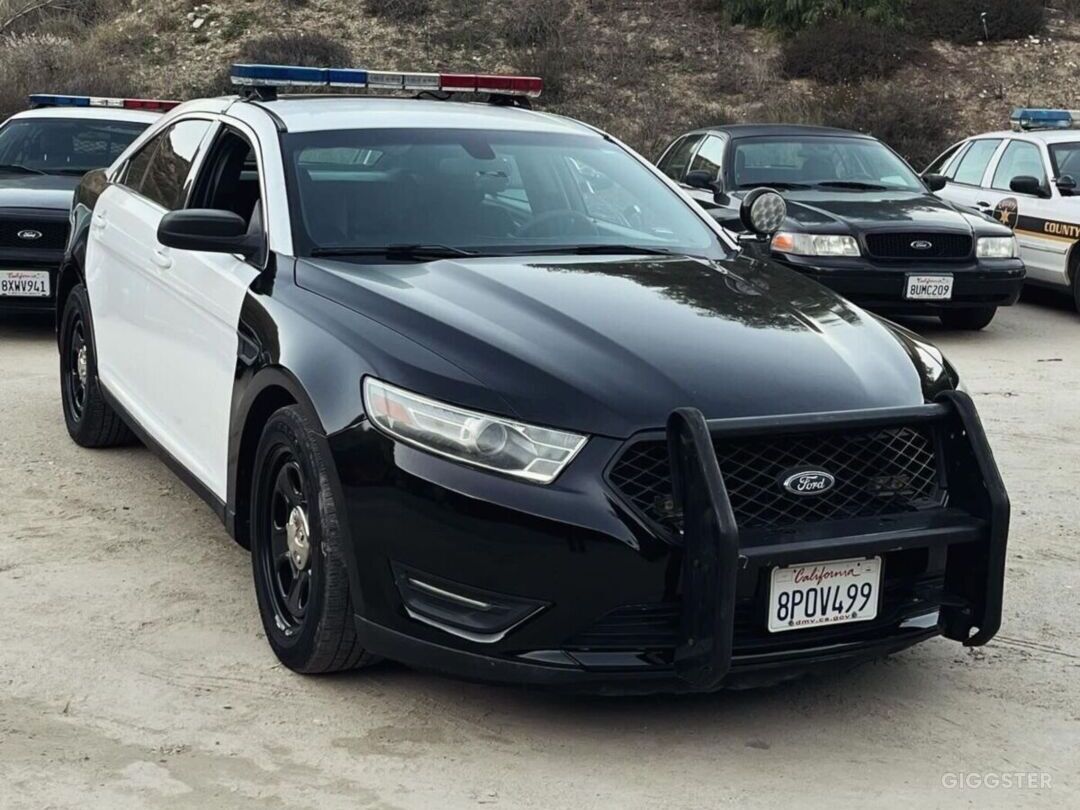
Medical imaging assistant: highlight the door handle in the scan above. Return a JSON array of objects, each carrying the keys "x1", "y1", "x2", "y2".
[
  {"x1": 91, "y1": 212, "x2": 108, "y2": 231},
  {"x1": 975, "y1": 200, "x2": 991, "y2": 208},
  {"x1": 151, "y1": 248, "x2": 173, "y2": 270}
]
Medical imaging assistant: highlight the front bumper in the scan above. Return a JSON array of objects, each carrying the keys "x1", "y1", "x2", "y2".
[
  {"x1": 776, "y1": 254, "x2": 1025, "y2": 313},
  {"x1": 328, "y1": 391, "x2": 1008, "y2": 692}
]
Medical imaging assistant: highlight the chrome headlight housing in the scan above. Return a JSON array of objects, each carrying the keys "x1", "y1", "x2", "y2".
[
  {"x1": 976, "y1": 235, "x2": 1018, "y2": 259},
  {"x1": 363, "y1": 378, "x2": 587, "y2": 484},
  {"x1": 771, "y1": 231, "x2": 861, "y2": 257}
]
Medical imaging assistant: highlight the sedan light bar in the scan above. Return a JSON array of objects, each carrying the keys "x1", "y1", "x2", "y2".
[
  {"x1": 229, "y1": 64, "x2": 544, "y2": 98},
  {"x1": 28, "y1": 94, "x2": 180, "y2": 112},
  {"x1": 1010, "y1": 107, "x2": 1080, "y2": 131}
]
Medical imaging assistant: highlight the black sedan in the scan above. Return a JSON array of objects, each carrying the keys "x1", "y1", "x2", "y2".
[{"x1": 657, "y1": 124, "x2": 1025, "y2": 330}]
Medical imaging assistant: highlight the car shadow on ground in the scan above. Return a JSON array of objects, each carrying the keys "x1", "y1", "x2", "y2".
[{"x1": 0, "y1": 312, "x2": 54, "y2": 342}]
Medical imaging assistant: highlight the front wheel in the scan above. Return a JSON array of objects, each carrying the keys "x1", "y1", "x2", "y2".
[
  {"x1": 250, "y1": 405, "x2": 377, "y2": 673},
  {"x1": 1072, "y1": 266, "x2": 1080, "y2": 314},
  {"x1": 939, "y1": 306, "x2": 997, "y2": 331}
]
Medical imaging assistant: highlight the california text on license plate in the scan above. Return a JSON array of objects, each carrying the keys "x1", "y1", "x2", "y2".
[
  {"x1": 0, "y1": 270, "x2": 50, "y2": 298},
  {"x1": 767, "y1": 557, "x2": 881, "y2": 633},
  {"x1": 905, "y1": 274, "x2": 953, "y2": 300}
]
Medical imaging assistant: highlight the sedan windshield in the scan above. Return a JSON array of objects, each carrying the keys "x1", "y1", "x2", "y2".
[
  {"x1": 281, "y1": 128, "x2": 728, "y2": 259},
  {"x1": 731, "y1": 136, "x2": 923, "y2": 192},
  {"x1": 1049, "y1": 142, "x2": 1080, "y2": 177},
  {"x1": 0, "y1": 118, "x2": 148, "y2": 175}
]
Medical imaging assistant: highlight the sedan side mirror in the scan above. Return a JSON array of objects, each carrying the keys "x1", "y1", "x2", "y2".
[
  {"x1": 1055, "y1": 175, "x2": 1077, "y2": 196},
  {"x1": 683, "y1": 169, "x2": 728, "y2": 204},
  {"x1": 158, "y1": 209, "x2": 262, "y2": 261},
  {"x1": 1009, "y1": 175, "x2": 1048, "y2": 198},
  {"x1": 923, "y1": 173, "x2": 947, "y2": 192}
]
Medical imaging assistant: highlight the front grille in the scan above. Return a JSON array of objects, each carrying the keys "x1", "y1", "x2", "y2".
[
  {"x1": 864, "y1": 232, "x2": 971, "y2": 260},
  {"x1": 0, "y1": 219, "x2": 68, "y2": 251},
  {"x1": 608, "y1": 424, "x2": 944, "y2": 533}
]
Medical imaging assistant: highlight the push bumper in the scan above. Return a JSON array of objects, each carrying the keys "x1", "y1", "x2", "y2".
[{"x1": 335, "y1": 392, "x2": 1008, "y2": 692}]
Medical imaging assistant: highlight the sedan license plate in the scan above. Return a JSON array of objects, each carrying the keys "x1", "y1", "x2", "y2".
[
  {"x1": 767, "y1": 557, "x2": 881, "y2": 633},
  {"x1": 905, "y1": 274, "x2": 953, "y2": 301},
  {"x1": 0, "y1": 270, "x2": 50, "y2": 298}
]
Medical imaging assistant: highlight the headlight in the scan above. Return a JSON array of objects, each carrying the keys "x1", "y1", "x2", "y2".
[
  {"x1": 976, "y1": 236, "x2": 1017, "y2": 259},
  {"x1": 363, "y1": 378, "x2": 587, "y2": 484},
  {"x1": 771, "y1": 232, "x2": 861, "y2": 257}
]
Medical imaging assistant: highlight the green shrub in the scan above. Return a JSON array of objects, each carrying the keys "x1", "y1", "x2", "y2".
[
  {"x1": 908, "y1": 0, "x2": 1045, "y2": 44},
  {"x1": 781, "y1": 16, "x2": 920, "y2": 84},
  {"x1": 363, "y1": 0, "x2": 430, "y2": 22},
  {"x1": 725, "y1": 0, "x2": 906, "y2": 32},
  {"x1": 500, "y1": 0, "x2": 571, "y2": 47}
]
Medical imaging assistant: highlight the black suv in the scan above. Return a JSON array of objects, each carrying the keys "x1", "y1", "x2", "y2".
[{"x1": 658, "y1": 125, "x2": 1025, "y2": 330}]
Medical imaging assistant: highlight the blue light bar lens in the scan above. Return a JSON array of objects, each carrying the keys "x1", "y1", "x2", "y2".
[
  {"x1": 29, "y1": 94, "x2": 90, "y2": 107},
  {"x1": 1010, "y1": 108, "x2": 1073, "y2": 130},
  {"x1": 230, "y1": 64, "x2": 330, "y2": 86},
  {"x1": 326, "y1": 68, "x2": 370, "y2": 87}
]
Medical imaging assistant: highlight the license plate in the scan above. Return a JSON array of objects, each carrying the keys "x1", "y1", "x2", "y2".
[
  {"x1": 767, "y1": 557, "x2": 881, "y2": 633},
  {"x1": 0, "y1": 270, "x2": 50, "y2": 298},
  {"x1": 905, "y1": 274, "x2": 953, "y2": 300}
]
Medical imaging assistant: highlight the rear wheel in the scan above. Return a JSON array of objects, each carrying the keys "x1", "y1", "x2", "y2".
[
  {"x1": 250, "y1": 405, "x2": 377, "y2": 673},
  {"x1": 939, "y1": 306, "x2": 997, "y2": 331},
  {"x1": 59, "y1": 283, "x2": 134, "y2": 447},
  {"x1": 1072, "y1": 262, "x2": 1080, "y2": 314}
]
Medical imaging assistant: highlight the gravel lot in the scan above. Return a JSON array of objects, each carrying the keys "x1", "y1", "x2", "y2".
[{"x1": 1, "y1": 292, "x2": 1078, "y2": 809}]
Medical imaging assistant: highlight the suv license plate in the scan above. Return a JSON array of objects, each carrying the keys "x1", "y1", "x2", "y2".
[
  {"x1": 905, "y1": 274, "x2": 953, "y2": 300},
  {"x1": 767, "y1": 557, "x2": 881, "y2": 633},
  {"x1": 0, "y1": 270, "x2": 50, "y2": 298}
]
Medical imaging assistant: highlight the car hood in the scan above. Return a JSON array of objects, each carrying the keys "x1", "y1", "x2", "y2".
[
  {"x1": 0, "y1": 172, "x2": 80, "y2": 210},
  {"x1": 298, "y1": 254, "x2": 952, "y2": 438}
]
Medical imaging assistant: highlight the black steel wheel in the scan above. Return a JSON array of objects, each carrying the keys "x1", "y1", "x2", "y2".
[{"x1": 250, "y1": 405, "x2": 377, "y2": 673}]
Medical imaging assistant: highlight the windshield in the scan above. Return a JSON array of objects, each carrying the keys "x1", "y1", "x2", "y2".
[
  {"x1": 1049, "y1": 142, "x2": 1080, "y2": 178},
  {"x1": 281, "y1": 128, "x2": 727, "y2": 258},
  {"x1": 0, "y1": 117, "x2": 148, "y2": 175},
  {"x1": 730, "y1": 136, "x2": 923, "y2": 191}
]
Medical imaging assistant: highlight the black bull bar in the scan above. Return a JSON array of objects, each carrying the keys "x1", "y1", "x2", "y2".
[{"x1": 666, "y1": 390, "x2": 1009, "y2": 690}]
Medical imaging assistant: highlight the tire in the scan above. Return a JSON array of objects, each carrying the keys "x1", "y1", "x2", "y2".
[
  {"x1": 1072, "y1": 264, "x2": 1080, "y2": 314},
  {"x1": 250, "y1": 405, "x2": 377, "y2": 673},
  {"x1": 939, "y1": 306, "x2": 997, "y2": 331},
  {"x1": 59, "y1": 283, "x2": 135, "y2": 447}
]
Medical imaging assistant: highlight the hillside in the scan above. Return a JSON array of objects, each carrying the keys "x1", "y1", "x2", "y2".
[{"x1": 1, "y1": 0, "x2": 1079, "y2": 167}]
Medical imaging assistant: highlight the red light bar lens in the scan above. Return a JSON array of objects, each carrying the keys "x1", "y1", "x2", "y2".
[
  {"x1": 122, "y1": 98, "x2": 180, "y2": 111},
  {"x1": 440, "y1": 73, "x2": 478, "y2": 92}
]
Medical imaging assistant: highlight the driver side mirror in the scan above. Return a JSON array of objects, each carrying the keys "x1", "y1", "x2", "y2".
[
  {"x1": 922, "y1": 173, "x2": 947, "y2": 192},
  {"x1": 1009, "y1": 175, "x2": 1049, "y2": 198},
  {"x1": 683, "y1": 169, "x2": 728, "y2": 204},
  {"x1": 158, "y1": 209, "x2": 263, "y2": 261},
  {"x1": 1055, "y1": 175, "x2": 1077, "y2": 197}
]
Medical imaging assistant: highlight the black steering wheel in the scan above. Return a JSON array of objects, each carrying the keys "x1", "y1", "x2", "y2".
[{"x1": 516, "y1": 209, "x2": 599, "y2": 238}]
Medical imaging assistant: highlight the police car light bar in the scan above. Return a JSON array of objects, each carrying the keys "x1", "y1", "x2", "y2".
[
  {"x1": 29, "y1": 94, "x2": 180, "y2": 112},
  {"x1": 1010, "y1": 107, "x2": 1080, "y2": 131},
  {"x1": 229, "y1": 64, "x2": 544, "y2": 98}
]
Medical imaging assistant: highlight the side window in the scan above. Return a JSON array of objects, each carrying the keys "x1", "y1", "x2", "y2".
[
  {"x1": 657, "y1": 134, "x2": 703, "y2": 181},
  {"x1": 925, "y1": 141, "x2": 964, "y2": 177},
  {"x1": 191, "y1": 127, "x2": 263, "y2": 228},
  {"x1": 123, "y1": 119, "x2": 213, "y2": 210},
  {"x1": 687, "y1": 135, "x2": 725, "y2": 180},
  {"x1": 951, "y1": 139, "x2": 1001, "y2": 186},
  {"x1": 992, "y1": 140, "x2": 1047, "y2": 193}
]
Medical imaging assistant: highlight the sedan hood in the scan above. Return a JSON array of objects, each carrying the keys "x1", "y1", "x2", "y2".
[
  {"x1": 0, "y1": 172, "x2": 80, "y2": 210},
  {"x1": 300, "y1": 254, "x2": 947, "y2": 438}
]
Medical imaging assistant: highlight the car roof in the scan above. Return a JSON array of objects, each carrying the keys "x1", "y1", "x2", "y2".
[
  {"x1": 6, "y1": 107, "x2": 162, "y2": 125},
  {"x1": 969, "y1": 129, "x2": 1080, "y2": 144},
  {"x1": 203, "y1": 95, "x2": 601, "y2": 136},
  {"x1": 687, "y1": 123, "x2": 874, "y2": 140}
]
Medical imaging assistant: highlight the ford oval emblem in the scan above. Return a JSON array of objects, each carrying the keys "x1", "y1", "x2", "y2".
[
  {"x1": 910, "y1": 239, "x2": 933, "y2": 250},
  {"x1": 17, "y1": 229, "x2": 42, "y2": 241},
  {"x1": 781, "y1": 469, "x2": 836, "y2": 496}
]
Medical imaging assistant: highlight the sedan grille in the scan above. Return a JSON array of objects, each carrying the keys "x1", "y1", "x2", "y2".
[
  {"x1": 0, "y1": 219, "x2": 68, "y2": 251},
  {"x1": 608, "y1": 424, "x2": 944, "y2": 533},
  {"x1": 864, "y1": 232, "x2": 971, "y2": 261}
]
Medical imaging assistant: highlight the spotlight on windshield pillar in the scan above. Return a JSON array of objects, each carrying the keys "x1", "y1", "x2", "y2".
[{"x1": 741, "y1": 188, "x2": 787, "y2": 235}]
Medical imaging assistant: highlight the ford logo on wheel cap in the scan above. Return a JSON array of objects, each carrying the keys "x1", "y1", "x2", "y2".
[
  {"x1": 910, "y1": 239, "x2": 933, "y2": 250},
  {"x1": 17, "y1": 229, "x2": 42, "y2": 241},
  {"x1": 781, "y1": 469, "x2": 836, "y2": 496}
]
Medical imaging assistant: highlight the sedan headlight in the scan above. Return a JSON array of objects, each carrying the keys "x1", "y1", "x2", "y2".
[
  {"x1": 363, "y1": 378, "x2": 587, "y2": 484},
  {"x1": 976, "y1": 236, "x2": 1018, "y2": 259},
  {"x1": 771, "y1": 232, "x2": 861, "y2": 257}
]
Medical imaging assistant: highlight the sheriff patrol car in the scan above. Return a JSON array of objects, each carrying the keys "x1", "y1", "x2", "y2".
[
  {"x1": 56, "y1": 64, "x2": 1008, "y2": 691},
  {"x1": 929, "y1": 108, "x2": 1080, "y2": 313},
  {"x1": 0, "y1": 95, "x2": 173, "y2": 313}
]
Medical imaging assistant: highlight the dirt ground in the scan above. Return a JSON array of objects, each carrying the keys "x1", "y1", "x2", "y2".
[{"x1": 1, "y1": 291, "x2": 1078, "y2": 809}]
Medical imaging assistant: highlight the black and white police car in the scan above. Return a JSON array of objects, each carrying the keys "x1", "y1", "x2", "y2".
[
  {"x1": 0, "y1": 95, "x2": 173, "y2": 313},
  {"x1": 57, "y1": 64, "x2": 1009, "y2": 691},
  {"x1": 929, "y1": 108, "x2": 1080, "y2": 313},
  {"x1": 658, "y1": 124, "x2": 1026, "y2": 330}
]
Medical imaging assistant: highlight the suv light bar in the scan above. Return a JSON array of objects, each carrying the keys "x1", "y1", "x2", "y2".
[
  {"x1": 28, "y1": 94, "x2": 180, "y2": 112},
  {"x1": 229, "y1": 64, "x2": 543, "y2": 98},
  {"x1": 1010, "y1": 107, "x2": 1080, "y2": 131}
]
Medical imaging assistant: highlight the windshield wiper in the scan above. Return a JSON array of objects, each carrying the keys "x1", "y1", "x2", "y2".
[
  {"x1": 0, "y1": 163, "x2": 46, "y2": 175},
  {"x1": 311, "y1": 244, "x2": 480, "y2": 260},
  {"x1": 737, "y1": 181, "x2": 811, "y2": 190},
  {"x1": 815, "y1": 181, "x2": 889, "y2": 191},
  {"x1": 514, "y1": 244, "x2": 680, "y2": 257}
]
